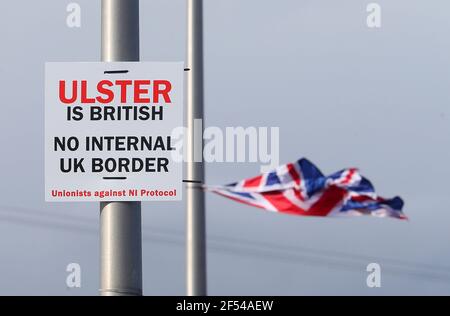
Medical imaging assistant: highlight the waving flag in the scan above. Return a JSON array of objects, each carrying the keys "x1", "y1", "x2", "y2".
[{"x1": 205, "y1": 158, "x2": 406, "y2": 220}]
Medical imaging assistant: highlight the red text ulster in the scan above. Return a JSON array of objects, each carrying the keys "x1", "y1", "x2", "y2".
[{"x1": 59, "y1": 79, "x2": 173, "y2": 104}]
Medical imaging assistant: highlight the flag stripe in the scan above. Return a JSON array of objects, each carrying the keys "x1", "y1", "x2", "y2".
[{"x1": 243, "y1": 175, "x2": 262, "y2": 188}]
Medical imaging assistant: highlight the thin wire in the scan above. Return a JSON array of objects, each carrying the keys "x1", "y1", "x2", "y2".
[
  {"x1": 1, "y1": 205, "x2": 450, "y2": 283},
  {"x1": 2, "y1": 204, "x2": 448, "y2": 272}
]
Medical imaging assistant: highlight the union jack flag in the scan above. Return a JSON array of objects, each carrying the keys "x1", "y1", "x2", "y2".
[{"x1": 205, "y1": 158, "x2": 406, "y2": 219}]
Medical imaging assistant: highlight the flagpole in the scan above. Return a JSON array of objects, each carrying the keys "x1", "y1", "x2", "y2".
[
  {"x1": 186, "y1": 0, "x2": 207, "y2": 296},
  {"x1": 100, "y1": 0, "x2": 142, "y2": 296}
]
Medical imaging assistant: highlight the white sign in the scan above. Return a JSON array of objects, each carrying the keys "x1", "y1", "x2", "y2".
[{"x1": 45, "y1": 62, "x2": 183, "y2": 202}]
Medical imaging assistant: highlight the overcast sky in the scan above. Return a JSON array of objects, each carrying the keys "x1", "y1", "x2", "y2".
[{"x1": 1, "y1": 0, "x2": 450, "y2": 295}]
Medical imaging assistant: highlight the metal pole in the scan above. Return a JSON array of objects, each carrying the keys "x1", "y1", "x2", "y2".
[
  {"x1": 100, "y1": 0, "x2": 142, "y2": 296},
  {"x1": 186, "y1": 0, "x2": 207, "y2": 296}
]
